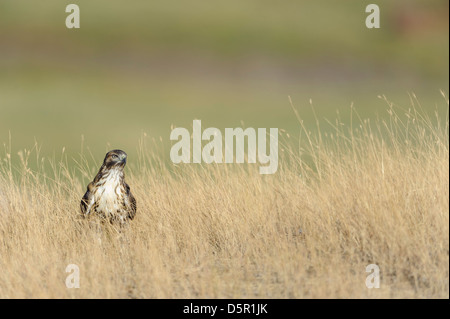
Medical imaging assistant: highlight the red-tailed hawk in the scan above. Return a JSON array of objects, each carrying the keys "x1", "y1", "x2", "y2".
[{"x1": 80, "y1": 150, "x2": 136, "y2": 225}]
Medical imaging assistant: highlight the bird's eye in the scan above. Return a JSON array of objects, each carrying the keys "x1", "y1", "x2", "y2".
[{"x1": 112, "y1": 154, "x2": 118, "y2": 159}]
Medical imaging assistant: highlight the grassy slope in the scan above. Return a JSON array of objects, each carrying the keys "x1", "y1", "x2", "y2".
[{"x1": 0, "y1": 99, "x2": 448, "y2": 298}]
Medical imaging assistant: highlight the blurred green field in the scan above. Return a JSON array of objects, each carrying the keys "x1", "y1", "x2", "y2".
[{"x1": 0, "y1": 0, "x2": 448, "y2": 167}]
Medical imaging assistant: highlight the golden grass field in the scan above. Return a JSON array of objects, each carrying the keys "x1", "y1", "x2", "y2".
[{"x1": 0, "y1": 96, "x2": 448, "y2": 299}]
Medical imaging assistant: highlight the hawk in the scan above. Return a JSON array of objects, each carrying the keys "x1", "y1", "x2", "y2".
[{"x1": 80, "y1": 150, "x2": 136, "y2": 225}]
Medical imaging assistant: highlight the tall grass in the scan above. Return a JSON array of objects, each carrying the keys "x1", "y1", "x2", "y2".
[{"x1": 0, "y1": 95, "x2": 448, "y2": 298}]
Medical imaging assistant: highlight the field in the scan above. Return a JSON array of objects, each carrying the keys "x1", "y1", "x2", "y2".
[
  {"x1": 0, "y1": 1, "x2": 448, "y2": 299},
  {"x1": 0, "y1": 97, "x2": 448, "y2": 298}
]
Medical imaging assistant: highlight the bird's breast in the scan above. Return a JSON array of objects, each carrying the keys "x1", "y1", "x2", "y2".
[{"x1": 93, "y1": 169, "x2": 126, "y2": 217}]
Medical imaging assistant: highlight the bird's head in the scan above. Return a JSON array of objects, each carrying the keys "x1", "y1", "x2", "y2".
[{"x1": 103, "y1": 149, "x2": 128, "y2": 169}]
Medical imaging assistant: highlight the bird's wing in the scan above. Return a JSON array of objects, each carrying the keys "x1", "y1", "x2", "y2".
[
  {"x1": 80, "y1": 182, "x2": 95, "y2": 216},
  {"x1": 125, "y1": 183, "x2": 137, "y2": 220}
]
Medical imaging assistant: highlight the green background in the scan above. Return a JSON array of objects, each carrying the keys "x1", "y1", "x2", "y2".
[{"x1": 0, "y1": 1, "x2": 448, "y2": 166}]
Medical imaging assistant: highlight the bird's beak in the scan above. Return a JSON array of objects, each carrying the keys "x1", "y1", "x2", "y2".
[{"x1": 120, "y1": 154, "x2": 127, "y2": 164}]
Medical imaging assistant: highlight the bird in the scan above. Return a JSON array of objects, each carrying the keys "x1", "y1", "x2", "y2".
[{"x1": 80, "y1": 149, "x2": 136, "y2": 225}]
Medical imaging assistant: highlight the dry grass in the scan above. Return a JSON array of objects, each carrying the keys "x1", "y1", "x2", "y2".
[{"x1": 0, "y1": 96, "x2": 448, "y2": 298}]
